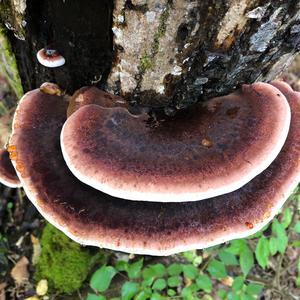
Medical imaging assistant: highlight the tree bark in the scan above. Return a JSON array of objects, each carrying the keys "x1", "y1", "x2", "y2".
[{"x1": 1, "y1": 0, "x2": 300, "y2": 111}]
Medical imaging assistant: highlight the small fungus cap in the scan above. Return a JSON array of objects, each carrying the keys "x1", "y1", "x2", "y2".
[
  {"x1": 61, "y1": 82, "x2": 291, "y2": 202},
  {"x1": 0, "y1": 149, "x2": 21, "y2": 188},
  {"x1": 8, "y1": 82, "x2": 300, "y2": 255},
  {"x1": 67, "y1": 86, "x2": 127, "y2": 117},
  {"x1": 37, "y1": 48, "x2": 65, "y2": 68}
]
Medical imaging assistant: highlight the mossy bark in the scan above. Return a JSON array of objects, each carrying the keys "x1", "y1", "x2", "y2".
[
  {"x1": 0, "y1": 25, "x2": 23, "y2": 99},
  {"x1": 1, "y1": 0, "x2": 300, "y2": 110}
]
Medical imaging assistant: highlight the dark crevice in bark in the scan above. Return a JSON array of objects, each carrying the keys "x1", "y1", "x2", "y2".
[{"x1": 4, "y1": 0, "x2": 114, "y2": 94}]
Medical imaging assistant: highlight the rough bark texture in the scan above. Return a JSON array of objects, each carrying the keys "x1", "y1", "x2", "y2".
[{"x1": 1, "y1": 0, "x2": 300, "y2": 111}]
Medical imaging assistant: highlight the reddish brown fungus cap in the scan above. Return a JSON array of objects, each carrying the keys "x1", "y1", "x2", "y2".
[
  {"x1": 61, "y1": 82, "x2": 290, "y2": 202},
  {"x1": 36, "y1": 48, "x2": 65, "y2": 68},
  {"x1": 8, "y1": 81, "x2": 300, "y2": 255},
  {"x1": 0, "y1": 149, "x2": 21, "y2": 188},
  {"x1": 67, "y1": 86, "x2": 127, "y2": 117}
]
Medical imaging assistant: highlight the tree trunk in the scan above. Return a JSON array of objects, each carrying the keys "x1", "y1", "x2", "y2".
[{"x1": 1, "y1": 0, "x2": 300, "y2": 111}]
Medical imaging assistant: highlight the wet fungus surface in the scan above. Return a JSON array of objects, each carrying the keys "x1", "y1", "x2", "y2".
[{"x1": 5, "y1": 81, "x2": 300, "y2": 255}]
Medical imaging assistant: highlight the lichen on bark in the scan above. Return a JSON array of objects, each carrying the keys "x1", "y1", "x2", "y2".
[{"x1": 107, "y1": 0, "x2": 204, "y2": 107}]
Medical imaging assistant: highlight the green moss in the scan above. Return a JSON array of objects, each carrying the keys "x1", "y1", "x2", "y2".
[
  {"x1": 138, "y1": 4, "x2": 171, "y2": 73},
  {"x1": 140, "y1": 54, "x2": 153, "y2": 71},
  {"x1": 34, "y1": 223, "x2": 95, "y2": 294},
  {"x1": 0, "y1": 25, "x2": 23, "y2": 99},
  {"x1": 151, "y1": 7, "x2": 170, "y2": 55}
]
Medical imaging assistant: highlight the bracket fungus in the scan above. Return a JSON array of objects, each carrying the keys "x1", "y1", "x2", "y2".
[
  {"x1": 67, "y1": 86, "x2": 128, "y2": 118},
  {"x1": 0, "y1": 149, "x2": 21, "y2": 188},
  {"x1": 36, "y1": 48, "x2": 66, "y2": 68},
  {"x1": 4, "y1": 81, "x2": 300, "y2": 255},
  {"x1": 61, "y1": 83, "x2": 290, "y2": 202}
]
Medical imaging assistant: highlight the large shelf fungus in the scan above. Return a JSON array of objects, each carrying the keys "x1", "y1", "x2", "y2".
[
  {"x1": 4, "y1": 81, "x2": 300, "y2": 255},
  {"x1": 61, "y1": 83, "x2": 290, "y2": 202}
]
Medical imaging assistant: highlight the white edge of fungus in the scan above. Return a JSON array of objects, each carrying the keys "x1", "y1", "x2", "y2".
[
  {"x1": 14, "y1": 170, "x2": 299, "y2": 256},
  {"x1": 59, "y1": 83, "x2": 291, "y2": 203},
  {"x1": 0, "y1": 177, "x2": 22, "y2": 188}
]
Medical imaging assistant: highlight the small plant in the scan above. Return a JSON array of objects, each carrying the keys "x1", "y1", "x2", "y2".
[{"x1": 86, "y1": 190, "x2": 299, "y2": 299}]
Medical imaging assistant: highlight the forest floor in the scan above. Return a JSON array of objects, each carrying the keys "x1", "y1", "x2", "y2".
[{"x1": 0, "y1": 61, "x2": 300, "y2": 300}]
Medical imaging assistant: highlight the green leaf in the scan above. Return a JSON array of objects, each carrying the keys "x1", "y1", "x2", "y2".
[
  {"x1": 167, "y1": 289, "x2": 176, "y2": 297},
  {"x1": 143, "y1": 267, "x2": 156, "y2": 280},
  {"x1": 241, "y1": 294, "x2": 255, "y2": 300},
  {"x1": 182, "y1": 264, "x2": 198, "y2": 279},
  {"x1": 294, "y1": 221, "x2": 300, "y2": 233},
  {"x1": 167, "y1": 263, "x2": 182, "y2": 276},
  {"x1": 217, "y1": 289, "x2": 227, "y2": 300},
  {"x1": 219, "y1": 250, "x2": 238, "y2": 266},
  {"x1": 167, "y1": 276, "x2": 181, "y2": 287},
  {"x1": 142, "y1": 277, "x2": 155, "y2": 288},
  {"x1": 255, "y1": 236, "x2": 270, "y2": 268},
  {"x1": 143, "y1": 264, "x2": 166, "y2": 282},
  {"x1": 150, "y1": 264, "x2": 166, "y2": 278},
  {"x1": 152, "y1": 278, "x2": 167, "y2": 291},
  {"x1": 121, "y1": 282, "x2": 139, "y2": 300},
  {"x1": 116, "y1": 260, "x2": 128, "y2": 272},
  {"x1": 232, "y1": 276, "x2": 244, "y2": 291},
  {"x1": 193, "y1": 256, "x2": 203, "y2": 267},
  {"x1": 207, "y1": 259, "x2": 227, "y2": 279},
  {"x1": 135, "y1": 290, "x2": 151, "y2": 300},
  {"x1": 239, "y1": 243, "x2": 254, "y2": 276},
  {"x1": 150, "y1": 293, "x2": 164, "y2": 300},
  {"x1": 272, "y1": 219, "x2": 288, "y2": 254},
  {"x1": 226, "y1": 240, "x2": 247, "y2": 255},
  {"x1": 181, "y1": 286, "x2": 194, "y2": 300},
  {"x1": 127, "y1": 259, "x2": 143, "y2": 279},
  {"x1": 90, "y1": 266, "x2": 117, "y2": 292},
  {"x1": 269, "y1": 237, "x2": 278, "y2": 256},
  {"x1": 196, "y1": 275, "x2": 212, "y2": 292},
  {"x1": 246, "y1": 283, "x2": 264, "y2": 295},
  {"x1": 292, "y1": 240, "x2": 300, "y2": 248},
  {"x1": 227, "y1": 291, "x2": 239, "y2": 300},
  {"x1": 86, "y1": 294, "x2": 106, "y2": 300},
  {"x1": 282, "y1": 208, "x2": 292, "y2": 228},
  {"x1": 183, "y1": 250, "x2": 197, "y2": 262}
]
